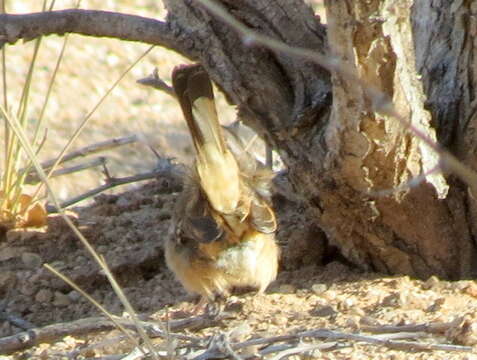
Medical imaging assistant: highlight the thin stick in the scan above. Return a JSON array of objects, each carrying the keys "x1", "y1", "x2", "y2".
[
  {"x1": 137, "y1": 68, "x2": 175, "y2": 98},
  {"x1": 46, "y1": 163, "x2": 179, "y2": 212},
  {"x1": 361, "y1": 318, "x2": 463, "y2": 334},
  {"x1": 37, "y1": 134, "x2": 138, "y2": 170},
  {"x1": 232, "y1": 328, "x2": 473, "y2": 353},
  {"x1": 25, "y1": 156, "x2": 107, "y2": 184},
  {"x1": 0, "y1": 314, "x2": 218, "y2": 355},
  {"x1": 0, "y1": 310, "x2": 35, "y2": 331}
]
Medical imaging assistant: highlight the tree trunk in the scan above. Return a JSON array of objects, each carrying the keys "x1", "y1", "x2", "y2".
[{"x1": 163, "y1": 0, "x2": 477, "y2": 279}]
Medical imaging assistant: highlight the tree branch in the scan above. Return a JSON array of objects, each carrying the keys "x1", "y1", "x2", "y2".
[{"x1": 0, "y1": 9, "x2": 178, "y2": 51}]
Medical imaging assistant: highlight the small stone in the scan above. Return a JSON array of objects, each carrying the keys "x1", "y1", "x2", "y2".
[
  {"x1": 339, "y1": 297, "x2": 355, "y2": 311},
  {"x1": 452, "y1": 316, "x2": 477, "y2": 346},
  {"x1": 35, "y1": 289, "x2": 53, "y2": 303},
  {"x1": 464, "y1": 282, "x2": 477, "y2": 298},
  {"x1": 277, "y1": 284, "x2": 295, "y2": 294},
  {"x1": 322, "y1": 290, "x2": 337, "y2": 301},
  {"x1": 19, "y1": 283, "x2": 36, "y2": 296},
  {"x1": 311, "y1": 283, "x2": 327, "y2": 295},
  {"x1": 345, "y1": 316, "x2": 360, "y2": 330},
  {"x1": 360, "y1": 316, "x2": 379, "y2": 326},
  {"x1": 53, "y1": 292, "x2": 71, "y2": 307},
  {"x1": 97, "y1": 245, "x2": 108, "y2": 254},
  {"x1": 0, "y1": 271, "x2": 17, "y2": 289},
  {"x1": 21, "y1": 252, "x2": 43, "y2": 269},
  {"x1": 310, "y1": 305, "x2": 336, "y2": 317},
  {"x1": 350, "y1": 307, "x2": 365, "y2": 317},
  {"x1": 422, "y1": 275, "x2": 440, "y2": 290},
  {"x1": 426, "y1": 298, "x2": 445, "y2": 312},
  {"x1": 450, "y1": 280, "x2": 470, "y2": 291},
  {"x1": 0, "y1": 246, "x2": 23, "y2": 261},
  {"x1": 68, "y1": 290, "x2": 81, "y2": 302},
  {"x1": 272, "y1": 315, "x2": 288, "y2": 326},
  {"x1": 381, "y1": 293, "x2": 401, "y2": 307}
]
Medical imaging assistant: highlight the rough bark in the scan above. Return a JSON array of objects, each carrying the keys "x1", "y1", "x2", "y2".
[{"x1": 316, "y1": 0, "x2": 477, "y2": 278}]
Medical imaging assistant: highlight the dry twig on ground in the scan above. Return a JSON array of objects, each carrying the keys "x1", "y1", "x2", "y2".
[{"x1": 1, "y1": 314, "x2": 473, "y2": 357}]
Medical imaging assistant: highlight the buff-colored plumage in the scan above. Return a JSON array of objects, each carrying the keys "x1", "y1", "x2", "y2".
[{"x1": 165, "y1": 64, "x2": 279, "y2": 301}]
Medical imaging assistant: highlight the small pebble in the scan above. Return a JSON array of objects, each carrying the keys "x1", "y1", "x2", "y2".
[
  {"x1": 68, "y1": 290, "x2": 82, "y2": 302},
  {"x1": 345, "y1": 316, "x2": 360, "y2": 330},
  {"x1": 19, "y1": 283, "x2": 36, "y2": 296},
  {"x1": 322, "y1": 290, "x2": 337, "y2": 301},
  {"x1": 0, "y1": 247, "x2": 21, "y2": 261},
  {"x1": 21, "y1": 252, "x2": 43, "y2": 269},
  {"x1": 311, "y1": 305, "x2": 336, "y2": 317},
  {"x1": 35, "y1": 289, "x2": 53, "y2": 303},
  {"x1": 272, "y1": 315, "x2": 288, "y2": 326},
  {"x1": 0, "y1": 271, "x2": 17, "y2": 288},
  {"x1": 339, "y1": 297, "x2": 355, "y2": 311},
  {"x1": 311, "y1": 283, "x2": 327, "y2": 294},
  {"x1": 277, "y1": 284, "x2": 295, "y2": 294},
  {"x1": 53, "y1": 292, "x2": 71, "y2": 307},
  {"x1": 422, "y1": 275, "x2": 440, "y2": 290},
  {"x1": 464, "y1": 282, "x2": 477, "y2": 297},
  {"x1": 360, "y1": 316, "x2": 379, "y2": 326}
]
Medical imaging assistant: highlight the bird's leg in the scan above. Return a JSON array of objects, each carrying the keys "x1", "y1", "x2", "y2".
[
  {"x1": 191, "y1": 296, "x2": 208, "y2": 315},
  {"x1": 204, "y1": 293, "x2": 227, "y2": 318}
]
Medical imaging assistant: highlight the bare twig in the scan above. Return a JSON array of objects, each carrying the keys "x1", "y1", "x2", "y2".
[
  {"x1": 21, "y1": 134, "x2": 138, "y2": 185},
  {"x1": 0, "y1": 10, "x2": 177, "y2": 50},
  {"x1": 25, "y1": 156, "x2": 107, "y2": 184},
  {"x1": 361, "y1": 318, "x2": 463, "y2": 335},
  {"x1": 192, "y1": 333, "x2": 243, "y2": 360},
  {"x1": 232, "y1": 328, "x2": 473, "y2": 353},
  {"x1": 101, "y1": 160, "x2": 113, "y2": 180},
  {"x1": 0, "y1": 311, "x2": 35, "y2": 331},
  {"x1": 0, "y1": 314, "x2": 219, "y2": 355},
  {"x1": 137, "y1": 68, "x2": 175, "y2": 98},
  {"x1": 39, "y1": 134, "x2": 138, "y2": 170},
  {"x1": 0, "y1": 317, "x2": 128, "y2": 355},
  {"x1": 46, "y1": 158, "x2": 181, "y2": 211},
  {"x1": 1, "y1": 312, "x2": 472, "y2": 357}
]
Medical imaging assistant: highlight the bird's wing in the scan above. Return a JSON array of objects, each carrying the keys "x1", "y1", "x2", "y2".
[{"x1": 181, "y1": 181, "x2": 224, "y2": 243}]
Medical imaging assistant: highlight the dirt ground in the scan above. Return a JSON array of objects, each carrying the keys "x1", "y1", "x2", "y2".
[{"x1": 1, "y1": 177, "x2": 477, "y2": 359}]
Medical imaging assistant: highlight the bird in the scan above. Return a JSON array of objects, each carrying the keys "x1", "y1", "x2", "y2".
[{"x1": 165, "y1": 64, "x2": 279, "y2": 309}]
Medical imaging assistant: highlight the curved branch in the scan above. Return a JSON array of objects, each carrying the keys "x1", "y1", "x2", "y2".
[{"x1": 0, "y1": 9, "x2": 179, "y2": 51}]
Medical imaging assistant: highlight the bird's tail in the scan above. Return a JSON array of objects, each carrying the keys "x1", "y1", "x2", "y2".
[{"x1": 172, "y1": 64, "x2": 240, "y2": 214}]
